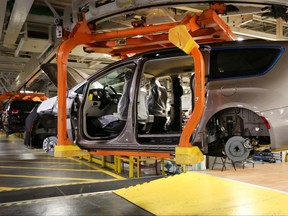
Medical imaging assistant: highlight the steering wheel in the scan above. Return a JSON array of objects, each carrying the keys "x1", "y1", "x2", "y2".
[{"x1": 103, "y1": 85, "x2": 119, "y2": 104}]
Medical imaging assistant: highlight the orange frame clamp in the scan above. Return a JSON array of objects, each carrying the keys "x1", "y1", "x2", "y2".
[
  {"x1": 169, "y1": 25, "x2": 205, "y2": 165},
  {"x1": 55, "y1": 9, "x2": 236, "y2": 159}
]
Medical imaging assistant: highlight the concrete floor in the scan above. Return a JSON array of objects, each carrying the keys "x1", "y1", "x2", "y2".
[
  {"x1": 1, "y1": 134, "x2": 288, "y2": 215},
  {"x1": 0, "y1": 134, "x2": 157, "y2": 215},
  {"x1": 204, "y1": 160, "x2": 288, "y2": 193}
]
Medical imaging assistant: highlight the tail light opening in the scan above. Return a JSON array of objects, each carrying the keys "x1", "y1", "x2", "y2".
[
  {"x1": 11, "y1": 109, "x2": 19, "y2": 114},
  {"x1": 260, "y1": 116, "x2": 271, "y2": 130}
]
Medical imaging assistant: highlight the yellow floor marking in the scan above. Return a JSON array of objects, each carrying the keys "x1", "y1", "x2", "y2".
[
  {"x1": 69, "y1": 157, "x2": 126, "y2": 180},
  {"x1": 0, "y1": 174, "x2": 113, "y2": 182},
  {"x1": 0, "y1": 187, "x2": 17, "y2": 190},
  {"x1": 0, "y1": 191, "x2": 104, "y2": 207},
  {"x1": 0, "y1": 180, "x2": 116, "y2": 192},
  {"x1": 0, "y1": 160, "x2": 78, "y2": 164},
  {"x1": 0, "y1": 165, "x2": 101, "y2": 172},
  {"x1": 0, "y1": 154, "x2": 71, "y2": 159},
  {"x1": 115, "y1": 172, "x2": 288, "y2": 215}
]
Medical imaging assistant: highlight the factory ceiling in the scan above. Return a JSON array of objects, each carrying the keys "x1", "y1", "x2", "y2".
[{"x1": 0, "y1": 0, "x2": 288, "y2": 97}]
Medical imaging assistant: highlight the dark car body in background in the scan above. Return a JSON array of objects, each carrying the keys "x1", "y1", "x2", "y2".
[
  {"x1": 2, "y1": 99, "x2": 41, "y2": 136},
  {"x1": 0, "y1": 101, "x2": 6, "y2": 130}
]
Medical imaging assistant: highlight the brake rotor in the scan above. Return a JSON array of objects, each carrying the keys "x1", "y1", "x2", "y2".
[{"x1": 224, "y1": 136, "x2": 250, "y2": 162}]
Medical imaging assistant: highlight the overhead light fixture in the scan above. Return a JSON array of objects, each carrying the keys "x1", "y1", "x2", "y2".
[{"x1": 134, "y1": 35, "x2": 143, "y2": 38}]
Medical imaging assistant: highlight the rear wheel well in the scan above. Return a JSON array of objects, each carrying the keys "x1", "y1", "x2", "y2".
[{"x1": 203, "y1": 107, "x2": 270, "y2": 156}]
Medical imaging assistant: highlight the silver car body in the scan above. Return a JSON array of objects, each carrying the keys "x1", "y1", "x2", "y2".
[{"x1": 37, "y1": 40, "x2": 288, "y2": 161}]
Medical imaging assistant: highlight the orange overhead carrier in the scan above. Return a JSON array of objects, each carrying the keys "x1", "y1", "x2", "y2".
[
  {"x1": 0, "y1": 92, "x2": 48, "y2": 114},
  {"x1": 0, "y1": 92, "x2": 48, "y2": 102},
  {"x1": 55, "y1": 9, "x2": 236, "y2": 162}
]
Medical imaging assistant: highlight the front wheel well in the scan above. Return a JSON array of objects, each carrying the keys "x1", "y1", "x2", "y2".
[{"x1": 31, "y1": 113, "x2": 57, "y2": 147}]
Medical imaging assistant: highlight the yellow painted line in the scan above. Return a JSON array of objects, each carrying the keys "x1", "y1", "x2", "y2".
[
  {"x1": 0, "y1": 187, "x2": 17, "y2": 190},
  {"x1": 0, "y1": 165, "x2": 101, "y2": 172},
  {"x1": 69, "y1": 157, "x2": 126, "y2": 180},
  {"x1": 0, "y1": 192, "x2": 104, "y2": 207},
  {"x1": 0, "y1": 153, "x2": 76, "y2": 160},
  {"x1": 114, "y1": 172, "x2": 288, "y2": 215},
  {"x1": 0, "y1": 174, "x2": 113, "y2": 182},
  {"x1": 0, "y1": 160, "x2": 78, "y2": 164},
  {"x1": 0, "y1": 180, "x2": 116, "y2": 192}
]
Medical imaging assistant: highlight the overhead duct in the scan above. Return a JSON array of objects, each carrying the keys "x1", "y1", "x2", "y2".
[
  {"x1": 3, "y1": 0, "x2": 34, "y2": 48},
  {"x1": 0, "y1": 0, "x2": 8, "y2": 41}
]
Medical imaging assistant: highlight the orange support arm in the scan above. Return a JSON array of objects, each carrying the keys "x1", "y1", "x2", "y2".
[
  {"x1": 169, "y1": 25, "x2": 205, "y2": 165},
  {"x1": 168, "y1": 9, "x2": 236, "y2": 165},
  {"x1": 56, "y1": 18, "x2": 93, "y2": 146},
  {"x1": 180, "y1": 46, "x2": 205, "y2": 148},
  {"x1": 169, "y1": 24, "x2": 205, "y2": 149}
]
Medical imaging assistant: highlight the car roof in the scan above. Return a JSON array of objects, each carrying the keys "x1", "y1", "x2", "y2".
[{"x1": 86, "y1": 39, "x2": 288, "y2": 83}]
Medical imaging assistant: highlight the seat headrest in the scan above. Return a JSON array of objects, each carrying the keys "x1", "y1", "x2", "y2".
[{"x1": 125, "y1": 71, "x2": 133, "y2": 80}]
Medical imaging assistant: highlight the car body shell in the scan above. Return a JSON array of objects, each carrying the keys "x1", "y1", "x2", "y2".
[{"x1": 31, "y1": 40, "x2": 288, "y2": 156}]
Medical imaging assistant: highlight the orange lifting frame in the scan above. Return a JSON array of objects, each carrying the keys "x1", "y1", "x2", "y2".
[{"x1": 56, "y1": 9, "x2": 236, "y2": 156}]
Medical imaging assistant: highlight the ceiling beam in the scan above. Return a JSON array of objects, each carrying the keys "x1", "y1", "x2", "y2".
[
  {"x1": 43, "y1": 0, "x2": 60, "y2": 19},
  {"x1": 3, "y1": 0, "x2": 34, "y2": 48},
  {"x1": 0, "y1": 63, "x2": 24, "y2": 71},
  {"x1": 0, "y1": 0, "x2": 7, "y2": 41},
  {"x1": 231, "y1": 26, "x2": 288, "y2": 40},
  {"x1": 11, "y1": 46, "x2": 57, "y2": 91}
]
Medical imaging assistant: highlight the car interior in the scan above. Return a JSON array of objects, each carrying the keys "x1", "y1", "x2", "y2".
[
  {"x1": 82, "y1": 55, "x2": 195, "y2": 145},
  {"x1": 136, "y1": 56, "x2": 194, "y2": 144}
]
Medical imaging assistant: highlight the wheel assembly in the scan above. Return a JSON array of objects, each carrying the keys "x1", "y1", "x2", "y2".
[
  {"x1": 224, "y1": 136, "x2": 251, "y2": 161},
  {"x1": 43, "y1": 136, "x2": 57, "y2": 156}
]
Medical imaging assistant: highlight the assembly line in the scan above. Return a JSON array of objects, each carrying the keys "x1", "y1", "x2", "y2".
[{"x1": 1, "y1": 1, "x2": 288, "y2": 215}]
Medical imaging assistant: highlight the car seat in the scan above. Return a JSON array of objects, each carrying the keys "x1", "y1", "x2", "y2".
[
  {"x1": 147, "y1": 78, "x2": 167, "y2": 133},
  {"x1": 98, "y1": 71, "x2": 133, "y2": 135},
  {"x1": 137, "y1": 86, "x2": 154, "y2": 132}
]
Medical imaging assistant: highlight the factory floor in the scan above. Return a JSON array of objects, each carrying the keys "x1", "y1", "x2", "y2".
[{"x1": 0, "y1": 134, "x2": 288, "y2": 215}]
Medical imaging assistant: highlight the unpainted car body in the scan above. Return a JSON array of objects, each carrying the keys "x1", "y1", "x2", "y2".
[{"x1": 32, "y1": 40, "x2": 288, "y2": 161}]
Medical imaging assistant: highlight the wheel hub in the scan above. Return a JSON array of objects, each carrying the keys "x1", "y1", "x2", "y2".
[{"x1": 225, "y1": 136, "x2": 251, "y2": 161}]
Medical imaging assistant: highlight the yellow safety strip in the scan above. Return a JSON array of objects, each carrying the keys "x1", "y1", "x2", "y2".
[
  {"x1": 0, "y1": 180, "x2": 117, "y2": 192},
  {"x1": 0, "y1": 152, "x2": 70, "y2": 157},
  {"x1": 69, "y1": 157, "x2": 126, "y2": 180},
  {"x1": 0, "y1": 160, "x2": 78, "y2": 164},
  {"x1": 0, "y1": 191, "x2": 109, "y2": 207},
  {"x1": 54, "y1": 145, "x2": 89, "y2": 157},
  {"x1": 0, "y1": 174, "x2": 113, "y2": 182},
  {"x1": 0, "y1": 166, "x2": 101, "y2": 172},
  {"x1": 0, "y1": 187, "x2": 17, "y2": 190}
]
